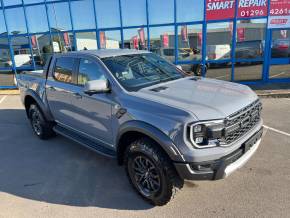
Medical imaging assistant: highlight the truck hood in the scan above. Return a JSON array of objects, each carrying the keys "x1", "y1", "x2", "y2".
[{"x1": 133, "y1": 77, "x2": 258, "y2": 120}]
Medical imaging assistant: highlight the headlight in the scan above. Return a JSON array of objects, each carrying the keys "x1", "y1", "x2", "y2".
[{"x1": 188, "y1": 120, "x2": 225, "y2": 148}]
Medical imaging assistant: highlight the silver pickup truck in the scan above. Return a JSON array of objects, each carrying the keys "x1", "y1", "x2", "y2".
[{"x1": 18, "y1": 49, "x2": 263, "y2": 206}]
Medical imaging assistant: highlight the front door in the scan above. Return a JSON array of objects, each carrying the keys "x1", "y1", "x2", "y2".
[
  {"x1": 268, "y1": 29, "x2": 290, "y2": 79},
  {"x1": 70, "y1": 57, "x2": 114, "y2": 146}
]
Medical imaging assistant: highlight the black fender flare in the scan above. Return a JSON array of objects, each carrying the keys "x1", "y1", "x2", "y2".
[
  {"x1": 116, "y1": 120, "x2": 185, "y2": 163},
  {"x1": 24, "y1": 90, "x2": 54, "y2": 121}
]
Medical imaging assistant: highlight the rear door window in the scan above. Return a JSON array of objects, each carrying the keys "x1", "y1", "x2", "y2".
[{"x1": 53, "y1": 57, "x2": 76, "y2": 83}]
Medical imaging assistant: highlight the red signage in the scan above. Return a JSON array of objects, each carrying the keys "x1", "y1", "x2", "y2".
[
  {"x1": 132, "y1": 36, "x2": 139, "y2": 49},
  {"x1": 237, "y1": 27, "x2": 245, "y2": 41},
  {"x1": 138, "y1": 28, "x2": 145, "y2": 47},
  {"x1": 206, "y1": 0, "x2": 235, "y2": 20},
  {"x1": 31, "y1": 36, "x2": 37, "y2": 48},
  {"x1": 181, "y1": 26, "x2": 188, "y2": 42},
  {"x1": 100, "y1": 31, "x2": 106, "y2": 49},
  {"x1": 238, "y1": 0, "x2": 268, "y2": 18},
  {"x1": 270, "y1": 0, "x2": 290, "y2": 16},
  {"x1": 63, "y1": 32, "x2": 70, "y2": 46},
  {"x1": 197, "y1": 32, "x2": 202, "y2": 46},
  {"x1": 162, "y1": 34, "x2": 169, "y2": 48}
]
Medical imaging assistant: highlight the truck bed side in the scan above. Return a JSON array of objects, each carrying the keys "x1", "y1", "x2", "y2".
[{"x1": 18, "y1": 57, "x2": 55, "y2": 121}]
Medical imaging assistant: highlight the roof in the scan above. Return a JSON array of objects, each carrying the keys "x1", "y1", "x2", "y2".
[{"x1": 70, "y1": 49, "x2": 150, "y2": 58}]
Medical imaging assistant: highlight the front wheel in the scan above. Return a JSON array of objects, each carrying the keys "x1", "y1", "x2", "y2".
[
  {"x1": 28, "y1": 104, "x2": 55, "y2": 140},
  {"x1": 125, "y1": 138, "x2": 183, "y2": 206}
]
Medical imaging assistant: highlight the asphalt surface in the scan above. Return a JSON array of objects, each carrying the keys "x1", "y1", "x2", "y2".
[{"x1": 0, "y1": 95, "x2": 289, "y2": 218}]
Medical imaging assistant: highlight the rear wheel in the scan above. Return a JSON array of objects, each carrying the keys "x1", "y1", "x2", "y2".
[
  {"x1": 125, "y1": 138, "x2": 183, "y2": 206},
  {"x1": 194, "y1": 64, "x2": 203, "y2": 76},
  {"x1": 28, "y1": 104, "x2": 55, "y2": 139}
]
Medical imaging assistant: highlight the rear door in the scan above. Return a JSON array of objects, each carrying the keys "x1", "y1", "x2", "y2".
[{"x1": 46, "y1": 56, "x2": 79, "y2": 127}]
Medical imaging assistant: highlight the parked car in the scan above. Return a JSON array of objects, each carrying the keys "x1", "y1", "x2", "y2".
[
  {"x1": 235, "y1": 40, "x2": 264, "y2": 60},
  {"x1": 271, "y1": 39, "x2": 290, "y2": 58},
  {"x1": 207, "y1": 44, "x2": 231, "y2": 60},
  {"x1": 151, "y1": 47, "x2": 206, "y2": 75},
  {"x1": 18, "y1": 49, "x2": 263, "y2": 206}
]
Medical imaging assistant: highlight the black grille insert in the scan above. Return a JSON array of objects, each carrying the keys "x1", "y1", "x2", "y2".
[{"x1": 221, "y1": 99, "x2": 262, "y2": 145}]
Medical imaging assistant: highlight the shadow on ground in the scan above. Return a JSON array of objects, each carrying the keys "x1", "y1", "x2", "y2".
[{"x1": 0, "y1": 109, "x2": 152, "y2": 210}]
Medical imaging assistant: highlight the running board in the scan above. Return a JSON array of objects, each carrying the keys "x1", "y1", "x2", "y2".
[{"x1": 53, "y1": 125, "x2": 116, "y2": 158}]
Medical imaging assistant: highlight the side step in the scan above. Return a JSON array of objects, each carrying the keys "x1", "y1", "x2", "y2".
[{"x1": 53, "y1": 125, "x2": 116, "y2": 158}]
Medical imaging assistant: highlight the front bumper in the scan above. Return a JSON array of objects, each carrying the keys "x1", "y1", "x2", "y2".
[{"x1": 174, "y1": 127, "x2": 263, "y2": 180}]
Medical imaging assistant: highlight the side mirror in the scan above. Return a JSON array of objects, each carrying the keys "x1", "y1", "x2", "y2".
[
  {"x1": 176, "y1": 65, "x2": 183, "y2": 70},
  {"x1": 84, "y1": 79, "x2": 110, "y2": 95}
]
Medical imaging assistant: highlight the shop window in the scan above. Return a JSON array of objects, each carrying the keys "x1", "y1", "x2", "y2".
[
  {"x1": 177, "y1": 25, "x2": 203, "y2": 64},
  {"x1": 52, "y1": 32, "x2": 74, "y2": 53},
  {"x1": 234, "y1": 62, "x2": 263, "y2": 81},
  {"x1": 31, "y1": 32, "x2": 75, "y2": 67},
  {"x1": 95, "y1": 0, "x2": 120, "y2": 28},
  {"x1": 236, "y1": 19, "x2": 266, "y2": 60},
  {"x1": 123, "y1": 28, "x2": 147, "y2": 50},
  {"x1": 76, "y1": 32, "x2": 97, "y2": 51},
  {"x1": 11, "y1": 36, "x2": 33, "y2": 68},
  {"x1": 26, "y1": 5, "x2": 49, "y2": 33},
  {"x1": 206, "y1": 62, "x2": 232, "y2": 81},
  {"x1": 23, "y1": 0, "x2": 44, "y2": 4},
  {"x1": 122, "y1": 0, "x2": 146, "y2": 27},
  {"x1": 148, "y1": 0, "x2": 174, "y2": 25},
  {"x1": 47, "y1": 2, "x2": 72, "y2": 32},
  {"x1": 0, "y1": 38, "x2": 11, "y2": 68},
  {"x1": 0, "y1": 70, "x2": 15, "y2": 86},
  {"x1": 206, "y1": 22, "x2": 232, "y2": 61},
  {"x1": 98, "y1": 30, "x2": 121, "y2": 49},
  {"x1": 5, "y1": 7, "x2": 27, "y2": 35},
  {"x1": 271, "y1": 29, "x2": 290, "y2": 58},
  {"x1": 71, "y1": 0, "x2": 95, "y2": 30},
  {"x1": 0, "y1": 11, "x2": 7, "y2": 35},
  {"x1": 3, "y1": 0, "x2": 22, "y2": 6},
  {"x1": 150, "y1": 26, "x2": 175, "y2": 63},
  {"x1": 176, "y1": 0, "x2": 204, "y2": 22},
  {"x1": 269, "y1": 65, "x2": 290, "y2": 79}
]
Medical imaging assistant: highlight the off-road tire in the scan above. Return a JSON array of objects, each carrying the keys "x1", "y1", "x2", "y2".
[
  {"x1": 28, "y1": 104, "x2": 55, "y2": 140},
  {"x1": 125, "y1": 137, "x2": 184, "y2": 206}
]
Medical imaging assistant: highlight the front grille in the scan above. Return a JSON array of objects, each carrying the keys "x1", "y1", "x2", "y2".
[{"x1": 221, "y1": 99, "x2": 262, "y2": 145}]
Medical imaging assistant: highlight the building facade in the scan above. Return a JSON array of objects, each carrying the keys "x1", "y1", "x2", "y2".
[{"x1": 0, "y1": 0, "x2": 289, "y2": 88}]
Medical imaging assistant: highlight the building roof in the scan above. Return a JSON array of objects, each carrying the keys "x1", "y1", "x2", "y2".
[{"x1": 73, "y1": 49, "x2": 150, "y2": 58}]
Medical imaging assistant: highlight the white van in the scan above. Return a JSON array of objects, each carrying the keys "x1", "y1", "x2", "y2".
[{"x1": 207, "y1": 44, "x2": 231, "y2": 60}]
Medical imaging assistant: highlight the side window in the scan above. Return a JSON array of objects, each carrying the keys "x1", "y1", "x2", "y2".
[
  {"x1": 77, "y1": 58, "x2": 106, "y2": 86},
  {"x1": 54, "y1": 57, "x2": 75, "y2": 83}
]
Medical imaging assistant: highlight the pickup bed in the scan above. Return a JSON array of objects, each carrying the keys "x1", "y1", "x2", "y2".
[{"x1": 18, "y1": 49, "x2": 263, "y2": 206}]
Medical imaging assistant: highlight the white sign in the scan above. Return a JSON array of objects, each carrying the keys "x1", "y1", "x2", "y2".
[
  {"x1": 53, "y1": 41, "x2": 60, "y2": 52},
  {"x1": 268, "y1": 15, "x2": 290, "y2": 29}
]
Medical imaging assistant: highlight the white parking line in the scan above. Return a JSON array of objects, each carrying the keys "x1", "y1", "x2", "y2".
[
  {"x1": 263, "y1": 125, "x2": 290, "y2": 137},
  {"x1": 0, "y1": 95, "x2": 7, "y2": 104},
  {"x1": 269, "y1": 72, "x2": 286, "y2": 78},
  {"x1": 215, "y1": 75, "x2": 227, "y2": 79}
]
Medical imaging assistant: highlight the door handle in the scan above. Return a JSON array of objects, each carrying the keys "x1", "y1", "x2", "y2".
[{"x1": 73, "y1": 92, "x2": 82, "y2": 99}]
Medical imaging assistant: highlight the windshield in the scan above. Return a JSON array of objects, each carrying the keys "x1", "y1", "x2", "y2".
[{"x1": 102, "y1": 53, "x2": 185, "y2": 91}]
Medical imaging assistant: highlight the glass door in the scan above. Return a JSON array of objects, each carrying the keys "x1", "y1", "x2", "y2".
[{"x1": 269, "y1": 29, "x2": 290, "y2": 79}]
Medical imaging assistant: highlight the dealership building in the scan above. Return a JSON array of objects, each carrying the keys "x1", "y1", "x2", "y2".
[{"x1": 0, "y1": 0, "x2": 289, "y2": 88}]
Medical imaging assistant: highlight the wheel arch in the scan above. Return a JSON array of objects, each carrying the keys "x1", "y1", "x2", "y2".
[
  {"x1": 24, "y1": 91, "x2": 54, "y2": 121},
  {"x1": 116, "y1": 120, "x2": 184, "y2": 165}
]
